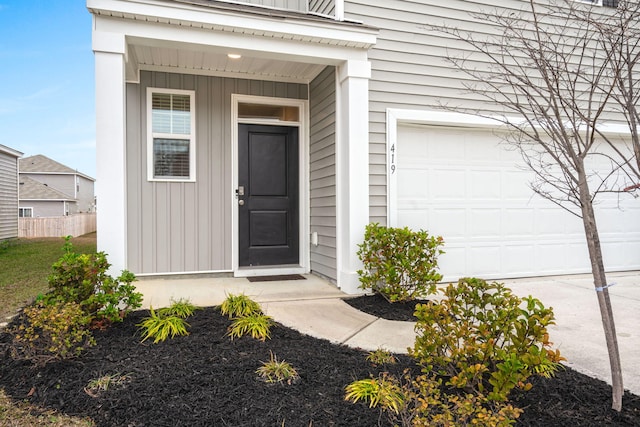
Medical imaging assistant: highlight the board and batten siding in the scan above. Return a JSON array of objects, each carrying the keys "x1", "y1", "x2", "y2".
[
  {"x1": 309, "y1": 66, "x2": 337, "y2": 281},
  {"x1": 344, "y1": 0, "x2": 614, "y2": 224},
  {"x1": 234, "y1": 0, "x2": 308, "y2": 12},
  {"x1": 309, "y1": 0, "x2": 335, "y2": 16},
  {"x1": 126, "y1": 71, "x2": 307, "y2": 275},
  {"x1": 0, "y1": 150, "x2": 19, "y2": 240}
]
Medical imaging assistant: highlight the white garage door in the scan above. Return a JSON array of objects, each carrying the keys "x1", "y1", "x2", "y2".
[{"x1": 392, "y1": 124, "x2": 640, "y2": 281}]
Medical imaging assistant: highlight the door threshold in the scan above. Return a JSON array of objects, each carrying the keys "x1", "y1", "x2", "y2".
[{"x1": 234, "y1": 265, "x2": 306, "y2": 278}]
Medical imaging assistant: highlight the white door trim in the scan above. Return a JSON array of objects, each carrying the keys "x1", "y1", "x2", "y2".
[{"x1": 231, "y1": 94, "x2": 310, "y2": 277}]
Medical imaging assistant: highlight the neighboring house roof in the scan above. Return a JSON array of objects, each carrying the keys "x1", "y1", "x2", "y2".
[
  {"x1": 0, "y1": 144, "x2": 23, "y2": 158},
  {"x1": 19, "y1": 154, "x2": 95, "y2": 181},
  {"x1": 18, "y1": 176, "x2": 76, "y2": 201}
]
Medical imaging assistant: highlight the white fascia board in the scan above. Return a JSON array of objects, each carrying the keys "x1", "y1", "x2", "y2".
[
  {"x1": 87, "y1": 0, "x2": 377, "y2": 48},
  {"x1": 97, "y1": 16, "x2": 370, "y2": 65},
  {"x1": 0, "y1": 144, "x2": 23, "y2": 158}
]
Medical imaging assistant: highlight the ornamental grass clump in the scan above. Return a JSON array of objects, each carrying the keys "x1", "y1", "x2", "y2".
[
  {"x1": 256, "y1": 351, "x2": 300, "y2": 385},
  {"x1": 345, "y1": 278, "x2": 564, "y2": 426},
  {"x1": 138, "y1": 299, "x2": 195, "y2": 344},
  {"x1": 227, "y1": 313, "x2": 273, "y2": 341},
  {"x1": 220, "y1": 293, "x2": 262, "y2": 318},
  {"x1": 357, "y1": 223, "x2": 444, "y2": 302}
]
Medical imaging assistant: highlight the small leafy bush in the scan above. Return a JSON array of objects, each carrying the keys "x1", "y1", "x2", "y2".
[
  {"x1": 45, "y1": 237, "x2": 142, "y2": 325},
  {"x1": 412, "y1": 277, "x2": 563, "y2": 403},
  {"x1": 220, "y1": 293, "x2": 262, "y2": 318},
  {"x1": 357, "y1": 223, "x2": 444, "y2": 302},
  {"x1": 158, "y1": 298, "x2": 199, "y2": 318},
  {"x1": 346, "y1": 278, "x2": 562, "y2": 426},
  {"x1": 11, "y1": 301, "x2": 95, "y2": 365},
  {"x1": 227, "y1": 313, "x2": 273, "y2": 341},
  {"x1": 366, "y1": 348, "x2": 397, "y2": 366},
  {"x1": 256, "y1": 351, "x2": 300, "y2": 385},
  {"x1": 138, "y1": 306, "x2": 190, "y2": 344}
]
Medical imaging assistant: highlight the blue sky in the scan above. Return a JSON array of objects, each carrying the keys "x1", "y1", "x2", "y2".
[{"x1": 0, "y1": 1, "x2": 96, "y2": 178}]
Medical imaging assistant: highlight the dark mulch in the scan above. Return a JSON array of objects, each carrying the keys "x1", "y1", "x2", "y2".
[
  {"x1": 1, "y1": 304, "x2": 639, "y2": 427},
  {"x1": 344, "y1": 293, "x2": 428, "y2": 321}
]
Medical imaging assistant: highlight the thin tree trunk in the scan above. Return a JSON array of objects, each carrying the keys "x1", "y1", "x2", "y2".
[{"x1": 578, "y1": 171, "x2": 624, "y2": 411}]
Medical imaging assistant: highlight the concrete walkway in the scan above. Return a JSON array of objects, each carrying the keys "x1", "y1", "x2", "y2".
[{"x1": 136, "y1": 271, "x2": 640, "y2": 395}]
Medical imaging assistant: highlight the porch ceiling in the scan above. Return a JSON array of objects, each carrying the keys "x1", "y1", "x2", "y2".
[{"x1": 129, "y1": 43, "x2": 327, "y2": 84}]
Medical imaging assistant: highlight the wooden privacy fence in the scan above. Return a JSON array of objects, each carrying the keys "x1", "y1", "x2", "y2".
[{"x1": 19, "y1": 213, "x2": 96, "y2": 238}]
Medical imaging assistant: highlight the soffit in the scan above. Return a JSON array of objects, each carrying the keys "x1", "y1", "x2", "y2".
[{"x1": 88, "y1": 0, "x2": 377, "y2": 83}]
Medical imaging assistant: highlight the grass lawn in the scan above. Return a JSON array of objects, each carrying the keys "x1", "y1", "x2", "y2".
[
  {"x1": 0, "y1": 233, "x2": 97, "y2": 426},
  {"x1": 0, "y1": 233, "x2": 96, "y2": 322}
]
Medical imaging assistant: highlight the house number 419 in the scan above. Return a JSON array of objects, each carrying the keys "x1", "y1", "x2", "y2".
[{"x1": 390, "y1": 144, "x2": 396, "y2": 174}]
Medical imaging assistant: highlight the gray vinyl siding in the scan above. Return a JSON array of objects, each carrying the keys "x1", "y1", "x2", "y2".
[
  {"x1": 76, "y1": 176, "x2": 95, "y2": 213},
  {"x1": 126, "y1": 71, "x2": 307, "y2": 275},
  {"x1": 0, "y1": 151, "x2": 19, "y2": 240},
  {"x1": 309, "y1": 66, "x2": 337, "y2": 281},
  {"x1": 309, "y1": 0, "x2": 335, "y2": 16},
  {"x1": 343, "y1": 0, "x2": 572, "y2": 224},
  {"x1": 235, "y1": 0, "x2": 308, "y2": 12},
  {"x1": 19, "y1": 200, "x2": 67, "y2": 218}
]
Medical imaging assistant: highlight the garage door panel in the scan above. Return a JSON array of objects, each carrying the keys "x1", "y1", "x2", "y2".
[
  {"x1": 504, "y1": 209, "x2": 534, "y2": 234},
  {"x1": 430, "y1": 169, "x2": 466, "y2": 198},
  {"x1": 503, "y1": 244, "x2": 536, "y2": 274},
  {"x1": 468, "y1": 246, "x2": 501, "y2": 275},
  {"x1": 469, "y1": 209, "x2": 501, "y2": 236},
  {"x1": 432, "y1": 208, "x2": 466, "y2": 237},
  {"x1": 394, "y1": 124, "x2": 640, "y2": 281},
  {"x1": 470, "y1": 170, "x2": 501, "y2": 199},
  {"x1": 398, "y1": 170, "x2": 428, "y2": 198}
]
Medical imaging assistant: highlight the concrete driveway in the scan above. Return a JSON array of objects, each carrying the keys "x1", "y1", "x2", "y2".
[{"x1": 504, "y1": 271, "x2": 640, "y2": 395}]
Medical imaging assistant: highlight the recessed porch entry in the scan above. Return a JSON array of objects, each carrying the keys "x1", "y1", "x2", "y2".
[{"x1": 238, "y1": 124, "x2": 299, "y2": 267}]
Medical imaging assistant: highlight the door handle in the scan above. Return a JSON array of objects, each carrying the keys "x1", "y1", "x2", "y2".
[{"x1": 238, "y1": 199, "x2": 245, "y2": 206}]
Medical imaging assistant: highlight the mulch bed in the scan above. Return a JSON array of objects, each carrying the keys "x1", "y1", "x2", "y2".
[
  {"x1": 1, "y1": 302, "x2": 639, "y2": 426},
  {"x1": 344, "y1": 293, "x2": 427, "y2": 321}
]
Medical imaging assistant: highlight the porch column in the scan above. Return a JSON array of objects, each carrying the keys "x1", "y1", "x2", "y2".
[
  {"x1": 336, "y1": 60, "x2": 371, "y2": 294},
  {"x1": 93, "y1": 31, "x2": 127, "y2": 274}
]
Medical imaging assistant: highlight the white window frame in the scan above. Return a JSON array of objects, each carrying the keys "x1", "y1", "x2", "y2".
[
  {"x1": 19, "y1": 207, "x2": 33, "y2": 218},
  {"x1": 576, "y1": 0, "x2": 618, "y2": 7},
  {"x1": 146, "y1": 88, "x2": 196, "y2": 182}
]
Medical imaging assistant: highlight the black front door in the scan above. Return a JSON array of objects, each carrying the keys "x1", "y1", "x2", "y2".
[{"x1": 238, "y1": 124, "x2": 299, "y2": 267}]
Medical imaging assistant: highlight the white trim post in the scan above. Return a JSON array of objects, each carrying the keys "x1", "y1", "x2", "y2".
[
  {"x1": 336, "y1": 60, "x2": 371, "y2": 294},
  {"x1": 93, "y1": 30, "x2": 127, "y2": 274}
]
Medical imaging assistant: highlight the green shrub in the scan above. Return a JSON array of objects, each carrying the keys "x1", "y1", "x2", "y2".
[
  {"x1": 357, "y1": 223, "x2": 444, "y2": 302},
  {"x1": 11, "y1": 301, "x2": 95, "y2": 365},
  {"x1": 227, "y1": 313, "x2": 273, "y2": 341},
  {"x1": 412, "y1": 278, "x2": 563, "y2": 403},
  {"x1": 220, "y1": 293, "x2": 262, "y2": 318},
  {"x1": 138, "y1": 306, "x2": 190, "y2": 344},
  {"x1": 45, "y1": 237, "x2": 142, "y2": 325},
  {"x1": 346, "y1": 278, "x2": 563, "y2": 426},
  {"x1": 256, "y1": 351, "x2": 300, "y2": 385}
]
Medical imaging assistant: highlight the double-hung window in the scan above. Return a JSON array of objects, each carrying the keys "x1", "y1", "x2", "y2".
[
  {"x1": 19, "y1": 207, "x2": 33, "y2": 218},
  {"x1": 147, "y1": 88, "x2": 196, "y2": 181}
]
